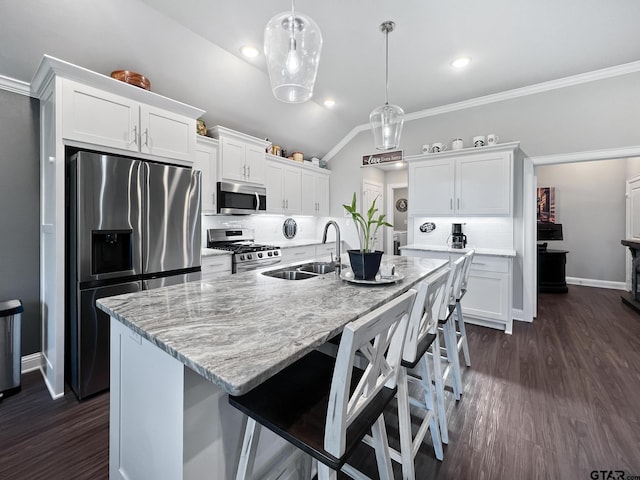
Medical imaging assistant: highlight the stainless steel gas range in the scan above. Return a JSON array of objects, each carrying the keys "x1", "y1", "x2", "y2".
[{"x1": 207, "y1": 229, "x2": 281, "y2": 273}]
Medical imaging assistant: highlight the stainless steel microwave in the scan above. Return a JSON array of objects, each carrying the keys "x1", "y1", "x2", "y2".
[{"x1": 216, "y1": 181, "x2": 267, "y2": 215}]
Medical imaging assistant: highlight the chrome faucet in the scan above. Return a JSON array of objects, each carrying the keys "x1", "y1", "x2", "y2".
[{"x1": 322, "y1": 220, "x2": 341, "y2": 276}]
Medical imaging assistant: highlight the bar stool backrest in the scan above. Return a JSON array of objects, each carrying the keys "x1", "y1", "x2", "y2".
[
  {"x1": 440, "y1": 257, "x2": 465, "y2": 319},
  {"x1": 402, "y1": 267, "x2": 450, "y2": 364},
  {"x1": 324, "y1": 290, "x2": 416, "y2": 458},
  {"x1": 460, "y1": 249, "x2": 475, "y2": 295}
]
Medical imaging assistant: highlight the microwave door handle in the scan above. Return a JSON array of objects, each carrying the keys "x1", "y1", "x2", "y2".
[{"x1": 255, "y1": 192, "x2": 260, "y2": 212}]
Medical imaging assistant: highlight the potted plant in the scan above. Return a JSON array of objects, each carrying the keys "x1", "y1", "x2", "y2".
[{"x1": 343, "y1": 192, "x2": 393, "y2": 279}]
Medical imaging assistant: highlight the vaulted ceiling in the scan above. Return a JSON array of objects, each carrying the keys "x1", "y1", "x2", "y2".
[{"x1": 2, "y1": 0, "x2": 640, "y2": 159}]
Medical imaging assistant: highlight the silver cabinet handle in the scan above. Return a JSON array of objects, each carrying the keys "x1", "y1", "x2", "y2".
[
  {"x1": 247, "y1": 165, "x2": 251, "y2": 178},
  {"x1": 450, "y1": 198, "x2": 453, "y2": 210},
  {"x1": 255, "y1": 192, "x2": 260, "y2": 212},
  {"x1": 132, "y1": 125, "x2": 138, "y2": 146},
  {"x1": 286, "y1": 199, "x2": 289, "y2": 208},
  {"x1": 143, "y1": 128, "x2": 149, "y2": 147},
  {"x1": 282, "y1": 199, "x2": 285, "y2": 209},
  {"x1": 242, "y1": 165, "x2": 246, "y2": 178}
]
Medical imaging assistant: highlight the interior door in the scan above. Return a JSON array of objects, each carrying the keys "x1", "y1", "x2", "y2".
[
  {"x1": 625, "y1": 175, "x2": 640, "y2": 289},
  {"x1": 362, "y1": 180, "x2": 384, "y2": 252}
]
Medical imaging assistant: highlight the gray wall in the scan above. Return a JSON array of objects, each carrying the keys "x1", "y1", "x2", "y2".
[
  {"x1": 536, "y1": 159, "x2": 627, "y2": 282},
  {"x1": 0, "y1": 90, "x2": 40, "y2": 355},
  {"x1": 328, "y1": 71, "x2": 640, "y2": 217}
]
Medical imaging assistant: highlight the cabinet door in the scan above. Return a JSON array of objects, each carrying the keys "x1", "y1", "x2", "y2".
[
  {"x1": 195, "y1": 141, "x2": 217, "y2": 214},
  {"x1": 265, "y1": 162, "x2": 284, "y2": 213},
  {"x1": 201, "y1": 255, "x2": 232, "y2": 277},
  {"x1": 314, "y1": 173, "x2": 330, "y2": 216},
  {"x1": 283, "y1": 165, "x2": 302, "y2": 214},
  {"x1": 140, "y1": 105, "x2": 196, "y2": 162},
  {"x1": 62, "y1": 79, "x2": 138, "y2": 152},
  {"x1": 220, "y1": 137, "x2": 246, "y2": 182},
  {"x1": 244, "y1": 144, "x2": 266, "y2": 185},
  {"x1": 456, "y1": 152, "x2": 511, "y2": 215},
  {"x1": 408, "y1": 159, "x2": 455, "y2": 215},
  {"x1": 462, "y1": 270, "x2": 509, "y2": 322},
  {"x1": 301, "y1": 171, "x2": 316, "y2": 215}
]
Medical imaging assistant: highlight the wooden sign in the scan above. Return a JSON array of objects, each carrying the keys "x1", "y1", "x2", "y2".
[{"x1": 362, "y1": 150, "x2": 403, "y2": 167}]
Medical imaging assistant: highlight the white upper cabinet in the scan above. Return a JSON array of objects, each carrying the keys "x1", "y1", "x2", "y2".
[
  {"x1": 301, "y1": 169, "x2": 330, "y2": 216},
  {"x1": 212, "y1": 126, "x2": 269, "y2": 186},
  {"x1": 194, "y1": 136, "x2": 219, "y2": 214},
  {"x1": 408, "y1": 144, "x2": 515, "y2": 216},
  {"x1": 62, "y1": 79, "x2": 197, "y2": 163},
  {"x1": 265, "y1": 157, "x2": 302, "y2": 214}
]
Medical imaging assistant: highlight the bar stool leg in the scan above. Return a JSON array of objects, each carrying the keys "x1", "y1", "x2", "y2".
[
  {"x1": 443, "y1": 319, "x2": 462, "y2": 400},
  {"x1": 416, "y1": 356, "x2": 443, "y2": 461},
  {"x1": 317, "y1": 463, "x2": 337, "y2": 480},
  {"x1": 396, "y1": 367, "x2": 417, "y2": 480},
  {"x1": 371, "y1": 415, "x2": 394, "y2": 480},
  {"x1": 236, "y1": 417, "x2": 261, "y2": 480},
  {"x1": 455, "y1": 301, "x2": 471, "y2": 367},
  {"x1": 430, "y1": 333, "x2": 449, "y2": 444}
]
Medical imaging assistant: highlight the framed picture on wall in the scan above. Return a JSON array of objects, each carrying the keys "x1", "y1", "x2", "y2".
[{"x1": 537, "y1": 187, "x2": 555, "y2": 223}]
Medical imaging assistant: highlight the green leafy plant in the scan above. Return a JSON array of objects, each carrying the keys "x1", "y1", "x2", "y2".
[{"x1": 343, "y1": 192, "x2": 393, "y2": 253}]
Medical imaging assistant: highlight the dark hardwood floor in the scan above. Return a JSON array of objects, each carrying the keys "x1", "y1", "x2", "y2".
[{"x1": 1, "y1": 285, "x2": 639, "y2": 479}]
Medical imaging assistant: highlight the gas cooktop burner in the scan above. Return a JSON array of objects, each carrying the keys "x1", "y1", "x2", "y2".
[{"x1": 206, "y1": 228, "x2": 282, "y2": 273}]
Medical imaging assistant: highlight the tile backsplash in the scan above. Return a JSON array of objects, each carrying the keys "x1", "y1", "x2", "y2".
[
  {"x1": 201, "y1": 215, "x2": 334, "y2": 246},
  {"x1": 408, "y1": 216, "x2": 514, "y2": 250}
]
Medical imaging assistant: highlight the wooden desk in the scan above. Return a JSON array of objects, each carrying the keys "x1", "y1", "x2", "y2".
[{"x1": 538, "y1": 248, "x2": 569, "y2": 293}]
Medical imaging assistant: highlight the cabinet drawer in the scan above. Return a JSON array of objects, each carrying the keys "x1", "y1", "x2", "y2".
[
  {"x1": 282, "y1": 245, "x2": 316, "y2": 261},
  {"x1": 400, "y1": 249, "x2": 450, "y2": 262},
  {"x1": 201, "y1": 255, "x2": 232, "y2": 275},
  {"x1": 470, "y1": 256, "x2": 510, "y2": 273}
]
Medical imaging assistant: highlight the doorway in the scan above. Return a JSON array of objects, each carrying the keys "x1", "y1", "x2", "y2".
[
  {"x1": 525, "y1": 147, "x2": 640, "y2": 319},
  {"x1": 386, "y1": 182, "x2": 408, "y2": 255}
]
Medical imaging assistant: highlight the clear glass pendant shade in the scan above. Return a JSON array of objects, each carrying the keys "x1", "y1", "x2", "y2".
[
  {"x1": 370, "y1": 103, "x2": 405, "y2": 150},
  {"x1": 370, "y1": 21, "x2": 404, "y2": 150},
  {"x1": 264, "y1": 9, "x2": 322, "y2": 103}
]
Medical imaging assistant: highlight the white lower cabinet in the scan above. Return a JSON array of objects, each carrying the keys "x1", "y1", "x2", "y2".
[
  {"x1": 201, "y1": 254, "x2": 232, "y2": 278},
  {"x1": 401, "y1": 249, "x2": 513, "y2": 333},
  {"x1": 281, "y1": 245, "x2": 317, "y2": 262},
  {"x1": 110, "y1": 318, "x2": 299, "y2": 480}
]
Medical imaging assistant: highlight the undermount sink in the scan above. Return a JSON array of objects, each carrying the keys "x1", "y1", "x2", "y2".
[
  {"x1": 262, "y1": 269, "x2": 317, "y2": 281},
  {"x1": 261, "y1": 261, "x2": 345, "y2": 280},
  {"x1": 296, "y1": 261, "x2": 337, "y2": 274}
]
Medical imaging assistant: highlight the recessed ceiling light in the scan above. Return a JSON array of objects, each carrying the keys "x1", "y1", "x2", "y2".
[
  {"x1": 323, "y1": 99, "x2": 336, "y2": 108},
  {"x1": 451, "y1": 56, "x2": 472, "y2": 69},
  {"x1": 240, "y1": 45, "x2": 260, "y2": 58}
]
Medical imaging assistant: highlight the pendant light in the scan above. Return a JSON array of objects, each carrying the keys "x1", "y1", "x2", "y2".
[
  {"x1": 369, "y1": 21, "x2": 404, "y2": 150},
  {"x1": 264, "y1": 0, "x2": 322, "y2": 103}
]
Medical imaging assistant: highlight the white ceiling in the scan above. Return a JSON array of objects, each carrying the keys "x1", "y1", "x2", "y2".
[{"x1": 2, "y1": 0, "x2": 640, "y2": 159}]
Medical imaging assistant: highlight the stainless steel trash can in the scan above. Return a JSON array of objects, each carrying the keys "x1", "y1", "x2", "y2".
[{"x1": 0, "y1": 299, "x2": 23, "y2": 398}]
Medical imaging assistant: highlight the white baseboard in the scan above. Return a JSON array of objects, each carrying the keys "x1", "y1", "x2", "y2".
[
  {"x1": 21, "y1": 352, "x2": 43, "y2": 373},
  {"x1": 512, "y1": 308, "x2": 532, "y2": 323},
  {"x1": 566, "y1": 277, "x2": 626, "y2": 291}
]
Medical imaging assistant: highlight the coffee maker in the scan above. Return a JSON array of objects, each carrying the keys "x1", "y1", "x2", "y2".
[{"x1": 451, "y1": 223, "x2": 467, "y2": 249}]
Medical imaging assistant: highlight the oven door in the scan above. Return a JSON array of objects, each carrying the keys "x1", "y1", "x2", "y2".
[{"x1": 217, "y1": 182, "x2": 266, "y2": 215}]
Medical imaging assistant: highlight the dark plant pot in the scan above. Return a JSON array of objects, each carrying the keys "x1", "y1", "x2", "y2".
[{"x1": 348, "y1": 250, "x2": 384, "y2": 280}]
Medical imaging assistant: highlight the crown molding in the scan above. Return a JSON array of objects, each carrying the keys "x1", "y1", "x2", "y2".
[
  {"x1": 323, "y1": 60, "x2": 640, "y2": 164},
  {"x1": 530, "y1": 145, "x2": 640, "y2": 166},
  {"x1": 0, "y1": 74, "x2": 31, "y2": 96}
]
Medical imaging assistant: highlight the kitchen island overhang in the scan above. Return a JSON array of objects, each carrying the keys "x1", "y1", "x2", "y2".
[{"x1": 97, "y1": 254, "x2": 448, "y2": 480}]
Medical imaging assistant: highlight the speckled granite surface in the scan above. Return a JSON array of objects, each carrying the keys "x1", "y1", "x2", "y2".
[
  {"x1": 401, "y1": 244, "x2": 516, "y2": 257},
  {"x1": 97, "y1": 255, "x2": 447, "y2": 396}
]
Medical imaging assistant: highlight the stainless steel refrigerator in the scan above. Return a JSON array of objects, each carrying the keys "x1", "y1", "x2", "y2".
[{"x1": 67, "y1": 151, "x2": 201, "y2": 399}]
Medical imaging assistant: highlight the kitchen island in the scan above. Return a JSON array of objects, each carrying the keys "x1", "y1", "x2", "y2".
[{"x1": 97, "y1": 254, "x2": 447, "y2": 480}]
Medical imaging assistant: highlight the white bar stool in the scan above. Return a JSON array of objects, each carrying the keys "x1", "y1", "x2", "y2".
[
  {"x1": 391, "y1": 267, "x2": 450, "y2": 479},
  {"x1": 229, "y1": 290, "x2": 416, "y2": 480},
  {"x1": 454, "y1": 249, "x2": 475, "y2": 367},
  {"x1": 437, "y1": 256, "x2": 465, "y2": 401}
]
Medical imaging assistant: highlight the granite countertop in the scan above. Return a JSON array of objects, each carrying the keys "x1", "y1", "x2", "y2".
[
  {"x1": 97, "y1": 255, "x2": 447, "y2": 396},
  {"x1": 401, "y1": 244, "x2": 516, "y2": 257}
]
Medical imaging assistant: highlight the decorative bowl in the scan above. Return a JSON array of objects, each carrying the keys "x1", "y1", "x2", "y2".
[{"x1": 110, "y1": 70, "x2": 151, "y2": 90}]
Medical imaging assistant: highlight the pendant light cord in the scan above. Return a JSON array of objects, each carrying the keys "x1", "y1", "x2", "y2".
[{"x1": 384, "y1": 27, "x2": 389, "y2": 106}]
